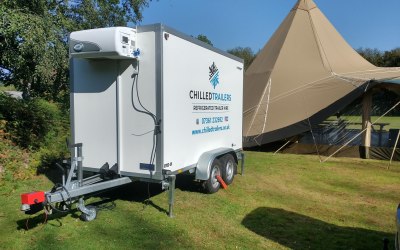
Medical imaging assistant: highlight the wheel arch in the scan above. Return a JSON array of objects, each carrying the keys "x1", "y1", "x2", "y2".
[{"x1": 195, "y1": 148, "x2": 236, "y2": 180}]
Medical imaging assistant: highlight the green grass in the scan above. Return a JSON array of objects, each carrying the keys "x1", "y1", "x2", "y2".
[
  {"x1": 326, "y1": 116, "x2": 400, "y2": 131},
  {"x1": 1, "y1": 152, "x2": 400, "y2": 249},
  {"x1": 0, "y1": 84, "x2": 17, "y2": 92}
]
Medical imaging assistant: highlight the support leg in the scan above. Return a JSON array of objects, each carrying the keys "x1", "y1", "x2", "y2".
[
  {"x1": 74, "y1": 144, "x2": 96, "y2": 221},
  {"x1": 168, "y1": 175, "x2": 176, "y2": 218},
  {"x1": 78, "y1": 197, "x2": 97, "y2": 221},
  {"x1": 77, "y1": 145, "x2": 83, "y2": 187}
]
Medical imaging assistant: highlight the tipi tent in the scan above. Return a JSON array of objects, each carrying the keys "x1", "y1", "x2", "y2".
[{"x1": 243, "y1": 0, "x2": 400, "y2": 147}]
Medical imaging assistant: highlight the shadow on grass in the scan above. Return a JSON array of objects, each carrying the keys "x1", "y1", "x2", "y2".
[
  {"x1": 94, "y1": 174, "x2": 203, "y2": 214},
  {"x1": 39, "y1": 165, "x2": 203, "y2": 199},
  {"x1": 16, "y1": 209, "x2": 76, "y2": 231},
  {"x1": 242, "y1": 207, "x2": 392, "y2": 250},
  {"x1": 33, "y1": 166, "x2": 204, "y2": 219},
  {"x1": 16, "y1": 198, "x2": 123, "y2": 230},
  {"x1": 96, "y1": 174, "x2": 202, "y2": 199},
  {"x1": 175, "y1": 174, "x2": 204, "y2": 193}
]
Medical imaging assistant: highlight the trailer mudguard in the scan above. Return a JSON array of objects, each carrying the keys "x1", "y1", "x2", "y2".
[{"x1": 195, "y1": 148, "x2": 236, "y2": 180}]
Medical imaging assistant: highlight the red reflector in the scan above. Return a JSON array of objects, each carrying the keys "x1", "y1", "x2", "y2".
[{"x1": 21, "y1": 191, "x2": 45, "y2": 205}]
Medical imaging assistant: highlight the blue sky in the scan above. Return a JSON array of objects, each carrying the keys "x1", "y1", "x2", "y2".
[{"x1": 140, "y1": 0, "x2": 400, "y2": 53}]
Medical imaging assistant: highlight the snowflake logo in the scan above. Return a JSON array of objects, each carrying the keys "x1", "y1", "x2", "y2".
[{"x1": 209, "y1": 62, "x2": 219, "y2": 89}]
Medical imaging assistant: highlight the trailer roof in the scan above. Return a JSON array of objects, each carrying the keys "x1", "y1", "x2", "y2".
[{"x1": 137, "y1": 23, "x2": 244, "y2": 64}]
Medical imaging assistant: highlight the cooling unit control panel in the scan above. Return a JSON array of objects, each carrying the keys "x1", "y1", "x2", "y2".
[{"x1": 70, "y1": 27, "x2": 139, "y2": 59}]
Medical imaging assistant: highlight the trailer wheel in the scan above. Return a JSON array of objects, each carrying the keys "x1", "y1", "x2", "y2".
[
  {"x1": 203, "y1": 159, "x2": 222, "y2": 194},
  {"x1": 80, "y1": 206, "x2": 97, "y2": 222},
  {"x1": 221, "y1": 154, "x2": 237, "y2": 185}
]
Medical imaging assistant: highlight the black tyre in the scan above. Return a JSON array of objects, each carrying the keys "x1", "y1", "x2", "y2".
[
  {"x1": 80, "y1": 206, "x2": 97, "y2": 222},
  {"x1": 203, "y1": 159, "x2": 222, "y2": 194},
  {"x1": 221, "y1": 154, "x2": 237, "y2": 185}
]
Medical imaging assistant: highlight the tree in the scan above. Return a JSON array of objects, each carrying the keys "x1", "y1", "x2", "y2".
[
  {"x1": 0, "y1": 1, "x2": 70, "y2": 101},
  {"x1": 196, "y1": 34, "x2": 213, "y2": 46},
  {"x1": 69, "y1": 0, "x2": 151, "y2": 29},
  {"x1": 357, "y1": 48, "x2": 384, "y2": 66},
  {"x1": 382, "y1": 48, "x2": 400, "y2": 67},
  {"x1": 357, "y1": 47, "x2": 400, "y2": 67},
  {"x1": 227, "y1": 47, "x2": 256, "y2": 71},
  {"x1": 0, "y1": 0, "x2": 151, "y2": 102}
]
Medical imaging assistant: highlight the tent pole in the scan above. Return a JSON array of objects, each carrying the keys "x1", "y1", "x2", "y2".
[
  {"x1": 362, "y1": 91, "x2": 372, "y2": 159},
  {"x1": 388, "y1": 129, "x2": 400, "y2": 169},
  {"x1": 247, "y1": 78, "x2": 271, "y2": 142},
  {"x1": 273, "y1": 137, "x2": 294, "y2": 155},
  {"x1": 307, "y1": 118, "x2": 322, "y2": 163}
]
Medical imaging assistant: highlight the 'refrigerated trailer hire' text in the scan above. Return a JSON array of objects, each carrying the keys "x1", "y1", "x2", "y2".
[{"x1": 20, "y1": 24, "x2": 244, "y2": 221}]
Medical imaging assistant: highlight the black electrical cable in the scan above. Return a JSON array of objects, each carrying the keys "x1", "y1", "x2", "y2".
[
  {"x1": 132, "y1": 62, "x2": 157, "y2": 124},
  {"x1": 131, "y1": 129, "x2": 154, "y2": 137},
  {"x1": 131, "y1": 61, "x2": 160, "y2": 208},
  {"x1": 46, "y1": 184, "x2": 73, "y2": 213},
  {"x1": 25, "y1": 208, "x2": 48, "y2": 231},
  {"x1": 25, "y1": 215, "x2": 31, "y2": 230},
  {"x1": 130, "y1": 61, "x2": 159, "y2": 166}
]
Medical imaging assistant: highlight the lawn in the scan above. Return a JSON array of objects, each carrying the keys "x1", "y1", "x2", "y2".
[
  {"x1": 326, "y1": 116, "x2": 400, "y2": 131},
  {"x1": 1, "y1": 152, "x2": 400, "y2": 249},
  {"x1": 0, "y1": 84, "x2": 17, "y2": 92}
]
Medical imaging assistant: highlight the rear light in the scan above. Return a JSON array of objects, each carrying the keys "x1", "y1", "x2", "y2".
[{"x1": 21, "y1": 191, "x2": 45, "y2": 205}]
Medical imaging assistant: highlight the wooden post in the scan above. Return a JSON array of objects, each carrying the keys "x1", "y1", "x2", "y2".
[{"x1": 362, "y1": 91, "x2": 372, "y2": 159}]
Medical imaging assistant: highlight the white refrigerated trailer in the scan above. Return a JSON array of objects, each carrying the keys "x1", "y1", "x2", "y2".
[{"x1": 20, "y1": 24, "x2": 244, "y2": 220}]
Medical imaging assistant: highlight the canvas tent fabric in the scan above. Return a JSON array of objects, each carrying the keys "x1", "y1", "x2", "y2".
[{"x1": 243, "y1": 0, "x2": 400, "y2": 148}]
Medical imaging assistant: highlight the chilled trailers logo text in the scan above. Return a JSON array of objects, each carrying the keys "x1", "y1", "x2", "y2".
[
  {"x1": 189, "y1": 90, "x2": 231, "y2": 101},
  {"x1": 209, "y1": 62, "x2": 219, "y2": 89}
]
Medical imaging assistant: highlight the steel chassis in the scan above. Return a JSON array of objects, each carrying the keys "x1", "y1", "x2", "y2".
[{"x1": 22, "y1": 143, "x2": 244, "y2": 220}]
